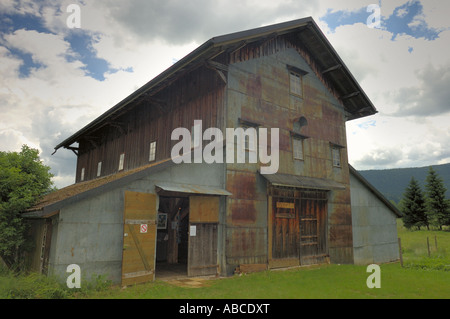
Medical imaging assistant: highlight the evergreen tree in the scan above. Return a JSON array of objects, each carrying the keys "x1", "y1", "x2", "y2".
[
  {"x1": 400, "y1": 177, "x2": 428, "y2": 230},
  {"x1": 425, "y1": 166, "x2": 450, "y2": 230}
]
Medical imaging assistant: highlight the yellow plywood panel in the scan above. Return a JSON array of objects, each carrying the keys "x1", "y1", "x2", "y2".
[
  {"x1": 189, "y1": 196, "x2": 220, "y2": 223},
  {"x1": 121, "y1": 191, "x2": 157, "y2": 286}
]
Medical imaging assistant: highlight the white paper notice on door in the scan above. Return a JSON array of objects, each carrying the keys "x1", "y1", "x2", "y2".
[{"x1": 190, "y1": 225, "x2": 196, "y2": 236}]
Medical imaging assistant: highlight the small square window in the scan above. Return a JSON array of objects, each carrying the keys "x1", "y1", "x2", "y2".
[
  {"x1": 80, "y1": 167, "x2": 85, "y2": 181},
  {"x1": 97, "y1": 162, "x2": 102, "y2": 177},
  {"x1": 118, "y1": 153, "x2": 125, "y2": 171},
  {"x1": 332, "y1": 147, "x2": 341, "y2": 167},
  {"x1": 293, "y1": 138, "x2": 304, "y2": 160},
  {"x1": 149, "y1": 141, "x2": 156, "y2": 162}
]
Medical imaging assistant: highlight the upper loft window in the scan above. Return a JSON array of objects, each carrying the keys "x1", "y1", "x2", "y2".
[
  {"x1": 287, "y1": 65, "x2": 308, "y2": 98},
  {"x1": 118, "y1": 153, "x2": 125, "y2": 171},
  {"x1": 97, "y1": 161, "x2": 102, "y2": 177},
  {"x1": 191, "y1": 123, "x2": 201, "y2": 149},
  {"x1": 149, "y1": 141, "x2": 156, "y2": 162}
]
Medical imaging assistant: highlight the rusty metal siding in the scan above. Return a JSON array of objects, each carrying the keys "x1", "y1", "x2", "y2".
[{"x1": 225, "y1": 34, "x2": 354, "y2": 269}]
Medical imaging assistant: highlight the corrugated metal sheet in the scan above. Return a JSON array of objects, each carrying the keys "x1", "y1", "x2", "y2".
[{"x1": 260, "y1": 172, "x2": 345, "y2": 190}]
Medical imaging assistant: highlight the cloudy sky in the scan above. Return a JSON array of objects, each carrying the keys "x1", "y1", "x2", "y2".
[{"x1": 1, "y1": 0, "x2": 449, "y2": 189}]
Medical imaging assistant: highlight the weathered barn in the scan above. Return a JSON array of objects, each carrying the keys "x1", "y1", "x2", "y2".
[{"x1": 23, "y1": 17, "x2": 400, "y2": 285}]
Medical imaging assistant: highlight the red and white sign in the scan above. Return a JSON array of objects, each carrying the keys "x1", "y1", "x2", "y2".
[{"x1": 140, "y1": 224, "x2": 148, "y2": 233}]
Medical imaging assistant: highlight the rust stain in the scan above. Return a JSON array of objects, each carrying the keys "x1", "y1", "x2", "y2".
[
  {"x1": 226, "y1": 171, "x2": 257, "y2": 200},
  {"x1": 230, "y1": 199, "x2": 257, "y2": 224}
]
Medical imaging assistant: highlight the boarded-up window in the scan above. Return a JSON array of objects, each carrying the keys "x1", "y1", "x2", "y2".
[
  {"x1": 293, "y1": 138, "x2": 303, "y2": 160},
  {"x1": 241, "y1": 126, "x2": 257, "y2": 162},
  {"x1": 289, "y1": 72, "x2": 303, "y2": 97},
  {"x1": 149, "y1": 141, "x2": 156, "y2": 162},
  {"x1": 189, "y1": 196, "x2": 219, "y2": 223},
  {"x1": 331, "y1": 147, "x2": 341, "y2": 167}
]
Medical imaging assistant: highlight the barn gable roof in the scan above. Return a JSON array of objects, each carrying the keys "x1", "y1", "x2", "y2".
[{"x1": 54, "y1": 17, "x2": 377, "y2": 154}]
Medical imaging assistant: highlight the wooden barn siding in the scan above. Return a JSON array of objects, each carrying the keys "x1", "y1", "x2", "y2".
[
  {"x1": 225, "y1": 34, "x2": 353, "y2": 268},
  {"x1": 75, "y1": 66, "x2": 225, "y2": 182}
]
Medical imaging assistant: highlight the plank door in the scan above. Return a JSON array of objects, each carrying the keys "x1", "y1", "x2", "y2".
[
  {"x1": 188, "y1": 196, "x2": 219, "y2": 277},
  {"x1": 121, "y1": 191, "x2": 157, "y2": 286},
  {"x1": 270, "y1": 196, "x2": 300, "y2": 268},
  {"x1": 299, "y1": 191, "x2": 328, "y2": 265}
]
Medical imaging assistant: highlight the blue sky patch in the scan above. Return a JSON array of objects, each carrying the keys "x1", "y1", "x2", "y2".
[
  {"x1": 384, "y1": 1, "x2": 439, "y2": 40},
  {"x1": 0, "y1": 12, "x2": 49, "y2": 34},
  {"x1": 320, "y1": 7, "x2": 369, "y2": 32},
  {"x1": 7, "y1": 46, "x2": 45, "y2": 78},
  {"x1": 64, "y1": 30, "x2": 112, "y2": 81},
  {"x1": 320, "y1": 0, "x2": 440, "y2": 41},
  {"x1": 0, "y1": 12, "x2": 48, "y2": 77},
  {"x1": 357, "y1": 120, "x2": 377, "y2": 130},
  {"x1": 0, "y1": 11, "x2": 118, "y2": 81}
]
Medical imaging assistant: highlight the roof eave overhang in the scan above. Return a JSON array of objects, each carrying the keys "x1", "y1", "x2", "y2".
[{"x1": 295, "y1": 19, "x2": 377, "y2": 121}]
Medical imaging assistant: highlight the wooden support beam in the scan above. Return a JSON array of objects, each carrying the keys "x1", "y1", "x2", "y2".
[
  {"x1": 322, "y1": 64, "x2": 342, "y2": 74},
  {"x1": 206, "y1": 60, "x2": 228, "y2": 84},
  {"x1": 83, "y1": 136, "x2": 100, "y2": 148},
  {"x1": 107, "y1": 121, "x2": 126, "y2": 134},
  {"x1": 228, "y1": 40, "x2": 247, "y2": 55},
  {"x1": 206, "y1": 60, "x2": 228, "y2": 72},
  {"x1": 65, "y1": 146, "x2": 79, "y2": 156},
  {"x1": 340, "y1": 91, "x2": 360, "y2": 100}
]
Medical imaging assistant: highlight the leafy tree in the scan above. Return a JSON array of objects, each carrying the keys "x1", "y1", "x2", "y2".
[
  {"x1": 425, "y1": 166, "x2": 450, "y2": 230},
  {"x1": 0, "y1": 145, "x2": 54, "y2": 269},
  {"x1": 400, "y1": 177, "x2": 428, "y2": 230}
]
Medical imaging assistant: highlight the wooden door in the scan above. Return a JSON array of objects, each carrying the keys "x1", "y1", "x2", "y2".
[
  {"x1": 269, "y1": 188, "x2": 329, "y2": 268},
  {"x1": 121, "y1": 191, "x2": 157, "y2": 286},
  {"x1": 188, "y1": 196, "x2": 219, "y2": 277},
  {"x1": 40, "y1": 219, "x2": 53, "y2": 275},
  {"x1": 270, "y1": 195, "x2": 300, "y2": 268},
  {"x1": 299, "y1": 191, "x2": 328, "y2": 265}
]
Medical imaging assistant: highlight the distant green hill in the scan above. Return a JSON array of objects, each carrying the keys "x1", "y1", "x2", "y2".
[{"x1": 357, "y1": 163, "x2": 450, "y2": 205}]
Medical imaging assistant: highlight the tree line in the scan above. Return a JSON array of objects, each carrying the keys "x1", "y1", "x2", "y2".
[{"x1": 400, "y1": 166, "x2": 450, "y2": 230}]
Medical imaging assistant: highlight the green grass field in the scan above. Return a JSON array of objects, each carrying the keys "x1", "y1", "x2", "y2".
[{"x1": 1, "y1": 221, "x2": 449, "y2": 299}]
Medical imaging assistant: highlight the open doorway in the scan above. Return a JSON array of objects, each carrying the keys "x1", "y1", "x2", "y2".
[
  {"x1": 155, "y1": 194, "x2": 220, "y2": 279},
  {"x1": 155, "y1": 196, "x2": 190, "y2": 280}
]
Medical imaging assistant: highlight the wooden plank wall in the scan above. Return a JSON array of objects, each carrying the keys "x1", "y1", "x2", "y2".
[{"x1": 75, "y1": 65, "x2": 225, "y2": 182}]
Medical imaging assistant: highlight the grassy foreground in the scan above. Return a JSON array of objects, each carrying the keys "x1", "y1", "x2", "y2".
[
  {"x1": 1, "y1": 222, "x2": 449, "y2": 299},
  {"x1": 91, "y1": 263, "x2": 450, "y2": 299}
]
